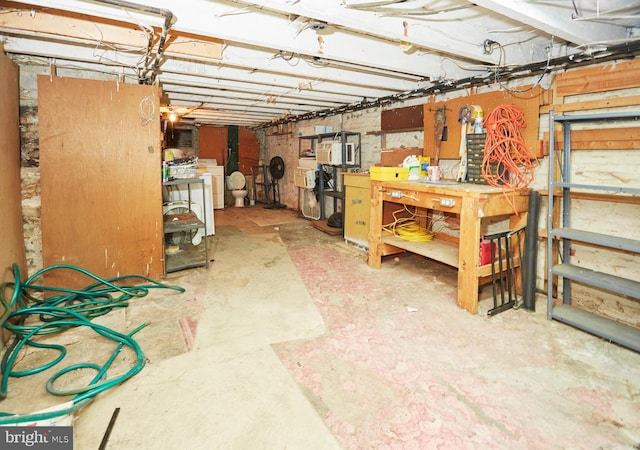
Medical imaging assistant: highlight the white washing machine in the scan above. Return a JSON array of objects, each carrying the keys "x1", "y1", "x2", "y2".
[{"x1": 199, "y1": 159, "x2": 225, "y2": 210}]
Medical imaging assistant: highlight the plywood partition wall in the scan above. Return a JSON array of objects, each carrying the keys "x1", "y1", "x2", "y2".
[
  {"x1": 39, "y1": 76, "x2": 163, "y2": 289},
  {"x1": 0, "y1": 46, "x2": 27, "y2": 338}
]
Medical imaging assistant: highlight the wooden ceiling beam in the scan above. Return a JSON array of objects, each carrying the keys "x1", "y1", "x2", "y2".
[{"x1": 0, "y1": 2, "x2": 223, "y2": 60}]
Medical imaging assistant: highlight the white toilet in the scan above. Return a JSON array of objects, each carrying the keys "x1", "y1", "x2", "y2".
[{"x1": 227, "y1": 171, "x2": 248, "y2": 207}]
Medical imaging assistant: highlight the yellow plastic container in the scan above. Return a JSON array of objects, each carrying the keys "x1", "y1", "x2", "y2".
[
  {"x1": 369, "y1": 167, "x2": 410, "y2": 181},
  {"x1": 419, "y1": 156, "x2": 431, "y2": 177}
]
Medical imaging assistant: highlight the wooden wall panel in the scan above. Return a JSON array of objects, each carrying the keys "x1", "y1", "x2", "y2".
[
  {"x1": 238, "y1": 126, "x2": 259, "y2": 175},
  {"x1": 0, "y1": 46, "x2": 26, "y2": 336},
  {"x1": 39, "y1": 76, "x2": 163, "y2": 288},
  {"x1": 555, "y1": 58, "x2": 640, "y2": 98},
  {"x1": 199, "y1": 126, "x2": 228, "y2": 164},
  {"x1": 543, "y1": 127, "x2": 640, "y2": 153},
  {"x1": 423, "y1": 86, "x2": 546, "y2": 160}
]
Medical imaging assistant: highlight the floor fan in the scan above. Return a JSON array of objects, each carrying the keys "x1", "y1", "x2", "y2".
[
  {"x1": 301, "y1": 188, "x2": 321, "y2": 220},
  {"x1": 265, "y1": 156, "x2": 286, "y2": 209},
  {"x1": 162, "y1": 201, "x2": 203, "y2": 246}
]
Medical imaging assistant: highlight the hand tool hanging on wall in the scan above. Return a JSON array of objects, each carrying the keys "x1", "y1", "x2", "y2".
[
  {"x1": 456, "y1": 105, "x2": 483, "y2": 182},
  {"x1": 433, "y1": 107, "x2": 446, "y2": 167},
  {"x1": 456, "y1": 105, "x2": 470, "y2": 182}
]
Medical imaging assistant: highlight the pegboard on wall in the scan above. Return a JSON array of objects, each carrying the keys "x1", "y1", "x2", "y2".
[
  {"x1": 381, "y1": 104, "x2": 423, "y2": 131},
  {"x1": 423, "y1": 86, "x2": 549, "y2": 161}
]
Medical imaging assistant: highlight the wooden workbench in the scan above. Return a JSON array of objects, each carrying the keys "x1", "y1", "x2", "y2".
[{"x1": 367, "y1": 180, "x2": 530, "y2": 314}]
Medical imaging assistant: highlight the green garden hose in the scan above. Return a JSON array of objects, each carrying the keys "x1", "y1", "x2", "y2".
[{"x1": 0, "y1": 263, "x2": 184, "y2": 424}]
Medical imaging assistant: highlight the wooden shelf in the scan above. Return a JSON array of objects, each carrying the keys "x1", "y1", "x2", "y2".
[
  {"x1": 382, "y1": 235, "x2": 459, "y2": 268},
  {"x1": 367, "y1": 127, "x2": 423, "y2": 136},
  {"x1": 381, "y1": 234, "x2": 516, "y2": 277}
]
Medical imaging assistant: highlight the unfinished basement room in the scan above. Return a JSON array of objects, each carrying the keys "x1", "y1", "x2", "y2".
[{"x1": 0, "y1": 0, "x2": 639, "y2": 448}]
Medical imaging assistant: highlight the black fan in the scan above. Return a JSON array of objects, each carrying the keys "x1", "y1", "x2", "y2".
[
  {"x1": 269, "y1": 156, "x2": 285, "y2": 180},
  {"x1": 265, "y1": 156, "x2": 286, "y2": 209}
]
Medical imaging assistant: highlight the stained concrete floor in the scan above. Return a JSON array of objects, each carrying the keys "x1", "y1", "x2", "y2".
[{"x1": 2, "y1": 206, "x2": 639, "y2": 449}]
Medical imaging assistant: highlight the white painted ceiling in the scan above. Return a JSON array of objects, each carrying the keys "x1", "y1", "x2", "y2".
[{"x1": 1, "y1": 0, "x2": 639, "y2": 127}]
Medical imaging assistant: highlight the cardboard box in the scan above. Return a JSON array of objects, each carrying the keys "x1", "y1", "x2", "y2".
[
  {"x1": 370, "y1": 167, "x2": 410, "y2": 181},
  {"x1": 380, "y1": 147, "x2": 422, "y2": 167}
]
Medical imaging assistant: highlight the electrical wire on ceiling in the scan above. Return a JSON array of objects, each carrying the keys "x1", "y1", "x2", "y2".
[
  {"x1": 13, "y1": 54, "x2": 141, "y2": 84},
  {"x1": 167, "y1": 102, "x2": 206, "y2": 122},
  {"x1": 485, "y1": 37, "x2": 553, "y2": 94},
  {"x1": 344, "y1": 0, "x2": 475, "y2": 17},
  {"x1": 272, "y1": 49, "x2": 426, "y2": 80},
  {"x1": 89, "y1": 0, "x2": 177, "y2": 84},
  {"x1": 265, "y1": 36, "x2": 640, "y2": 128},
  {"x1": 273, "y1": 50, "x2": 296, "y2": 62}
]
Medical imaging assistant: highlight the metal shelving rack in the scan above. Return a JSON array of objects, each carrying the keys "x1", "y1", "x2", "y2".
[
  {"x1": 162, "y1": 177, "x2": 209, "y2": 274},
  {"x1": 547, "y1": 110, "x2": 640, "y2": 352},
  {"x1": 298, "y1": 131, "x2": 361, "y2": 222},
  {"x1": 251, "y1": 164, "x2": 274, "y2": 204}
]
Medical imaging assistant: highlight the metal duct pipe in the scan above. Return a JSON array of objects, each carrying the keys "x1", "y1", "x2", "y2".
[
  {"x1": 522, "y1": 190, "x2": 541, "y2": 311},
  {"x1": 93, "y1": 0, "x2": 176, "y2": 83}
]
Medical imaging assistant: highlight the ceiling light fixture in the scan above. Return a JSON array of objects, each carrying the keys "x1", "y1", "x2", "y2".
[{"x1": 169, "y1": 108, "x2": 177, "y2": 122}]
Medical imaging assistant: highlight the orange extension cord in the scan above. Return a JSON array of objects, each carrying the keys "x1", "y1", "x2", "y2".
[{"x1": 482, "y1": 104, "x2": 538, "y2": 190}]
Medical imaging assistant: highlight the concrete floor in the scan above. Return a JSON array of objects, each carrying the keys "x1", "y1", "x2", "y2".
[{"x1": 2, "y1": 206, "x2": 639, "y2": 449}]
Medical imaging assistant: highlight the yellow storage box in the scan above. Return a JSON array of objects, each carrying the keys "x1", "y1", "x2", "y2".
[{"x1": 369, "y1": 166, "x2": 410, "y2": 181}]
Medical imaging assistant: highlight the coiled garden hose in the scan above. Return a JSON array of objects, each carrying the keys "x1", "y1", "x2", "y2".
[{"x1": 0, "y1": 263, "x2": 185, "y2": 424}]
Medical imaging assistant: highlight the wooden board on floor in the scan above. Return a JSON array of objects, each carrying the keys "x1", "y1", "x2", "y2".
[{"x1": 311, "y1": 220, "x2": 343, "y2": 236}]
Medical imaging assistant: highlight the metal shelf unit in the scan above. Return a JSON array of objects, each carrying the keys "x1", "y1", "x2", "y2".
[
  {"x1": 162, "y1": 177, "x2": 209, "y2": 274},
  {"x1": 298, "y1": 131, "x2": 361, "y2": 222},
  {"x1": 547, "y1": 110, "x2": 640, "y2": 352}
]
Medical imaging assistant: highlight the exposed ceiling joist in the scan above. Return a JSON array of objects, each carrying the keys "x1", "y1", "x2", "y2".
[
  {"x1": 470, "y1": 0, "x2": 633, "y2": 46},
  {"x1": 1, "y1": 0, "x2": 638, "y2": 127},
  {"x1": 229, "y1": 0, "x2": 496, "y2": 64}
]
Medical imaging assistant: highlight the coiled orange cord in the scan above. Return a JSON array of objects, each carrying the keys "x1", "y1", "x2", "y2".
[{"x1": 482, "y1": 104, "x2": 537, "y2": 189}]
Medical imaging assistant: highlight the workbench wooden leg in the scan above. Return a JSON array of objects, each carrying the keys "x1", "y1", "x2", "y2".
[
  {"x1": 458, "y1": 197, "x2": 481, "y2": 314},
  {"x1": 368, "y1": 185, "x2": 383, "y2": 269}
]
